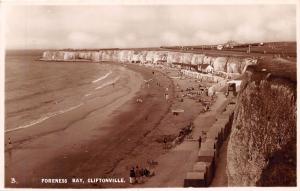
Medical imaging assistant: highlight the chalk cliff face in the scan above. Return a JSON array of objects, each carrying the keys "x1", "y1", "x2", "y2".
[
  {"x1": 41, "y1": 50, "x2": 257, "y2": 74},
  {"x1": 227, "y1": 58, "x2": 296, "y2": 186},
  {"x1": 227, "y1": 57, "x2": 242, "y2": 73},
  {"x1": 213, "y1": 57, "x2": 227, "y2": 72}
]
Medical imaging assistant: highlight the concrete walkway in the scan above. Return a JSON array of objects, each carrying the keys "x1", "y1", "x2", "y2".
[{"x1": 140, "y1": 92, "x2": 228, "y2": 187}]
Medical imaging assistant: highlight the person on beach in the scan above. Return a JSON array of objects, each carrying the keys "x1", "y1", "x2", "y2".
[
  {"x1": 129, "y1": 167, "x2": 136, "y2": 184},
  {"x1": 135, "y1": 166, "x2": 141, "y2": 183},
  {"x1": 163, "y1": 137, "x2": 167, "y2": 149},
  {"x1": 198, "y1": 136, "x2": 202, "y2": 148},
  {"x1": 165, "y1": 93, "x2": 169, "y2": 101},
  {"x1": 7, "y1": 137, "x2": 13, "y2": 163},
  {"x1": 8, "y1": 137, "x2": 12, "y2": 149}
]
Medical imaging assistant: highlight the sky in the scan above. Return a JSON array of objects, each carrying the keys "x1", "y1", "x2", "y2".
[{"x1": 4, "y1": 4, "x2": 297, "y2": 49}]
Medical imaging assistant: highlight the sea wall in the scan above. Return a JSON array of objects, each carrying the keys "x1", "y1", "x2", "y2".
[
  {"x1": 41, "y1": 50, "x2": 257, "y2": 74},
  {"x1": 227, "y1": 58, "x2": 296, "y2": 186},
  {"x1": 181, "y1": 69, "x2": 224, "y2": 83}
]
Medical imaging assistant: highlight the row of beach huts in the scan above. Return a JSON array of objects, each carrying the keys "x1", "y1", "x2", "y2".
[{"x1": 184, "y1": 101, "x2": 236, "y2": 187}]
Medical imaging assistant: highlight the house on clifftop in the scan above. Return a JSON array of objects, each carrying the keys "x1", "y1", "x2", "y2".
[{"x1": 198, "y1": 64, "x2": 214, "y2": 74}]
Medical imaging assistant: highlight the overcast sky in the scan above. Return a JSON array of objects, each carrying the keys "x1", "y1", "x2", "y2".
[{"x1": 4, "y1": 4, "x2": 296, "y2": 49}]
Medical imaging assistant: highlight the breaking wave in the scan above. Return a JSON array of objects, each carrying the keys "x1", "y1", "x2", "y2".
[
  {"x1": 95, "y1": 76, "x2": 120, "y2": 90},
  {"x1": 92, "y1": 70, "x2": 112, "y2": 83},
  {"x1": 5, "y1": 103, "x2": 83, "y2": 133}
]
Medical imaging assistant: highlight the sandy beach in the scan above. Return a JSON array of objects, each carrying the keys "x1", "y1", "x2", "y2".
[{"x1": 5, "y1": 58, "x2": 220, "y2": 188}]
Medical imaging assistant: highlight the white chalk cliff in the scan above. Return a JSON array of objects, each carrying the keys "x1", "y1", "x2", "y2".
[{"x1": 41, "y1": 50, "x2": 257, "y2": 74}]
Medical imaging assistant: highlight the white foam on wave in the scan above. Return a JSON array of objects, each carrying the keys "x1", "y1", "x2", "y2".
[
  {"x1": 92, "y1": 70, "x2": 112, "y2": 83},
  {"x1": 5, "y1": 103, "x2": 83, "y2": 133},
  {"x1": 95, "y1": 76, "x2": 120, "y2": 90}
]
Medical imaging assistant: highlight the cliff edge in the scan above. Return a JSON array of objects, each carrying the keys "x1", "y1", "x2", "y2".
[{"x1": 227, "y1": 57, "x2": 296, "y2": 186}]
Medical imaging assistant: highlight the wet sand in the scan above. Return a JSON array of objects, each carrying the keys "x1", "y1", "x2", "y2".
[{"x1": 5, "y1": 62, "x2": 216, "y2": 188}]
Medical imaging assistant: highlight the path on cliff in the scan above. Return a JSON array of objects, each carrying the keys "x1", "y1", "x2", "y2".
[
  {"x1": 211, "y1": 138, "x2": 229, "y2": 186},
  {"x1": 138, "y1": 92, "x2": 228, "y2": 187}
]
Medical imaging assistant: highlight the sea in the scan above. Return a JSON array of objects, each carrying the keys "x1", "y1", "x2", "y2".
[{"x1": 5, "y1": 50, "x2": 119, "y2": 133}]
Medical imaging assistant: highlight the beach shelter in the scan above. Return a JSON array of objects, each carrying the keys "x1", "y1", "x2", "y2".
[
  {"x1": 184, "y1": 172, "x2": 207, "y2": 187},
  {"x1": 192, "y1": 162, "x2": 213, "y2": 185},
  {"x1": 227, "y1": 80, "x2": 242, "y2": 95}
]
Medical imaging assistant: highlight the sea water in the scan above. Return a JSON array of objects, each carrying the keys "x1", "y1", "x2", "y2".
[{"x1": 5, "y1": 50, "x2": 118, "y2": 133}]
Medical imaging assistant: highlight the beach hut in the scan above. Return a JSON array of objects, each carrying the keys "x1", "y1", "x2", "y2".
[
  {"x1": 198, "y1": 149, "x2": 216, "y2": 178},
  {"x1": 215, "y1": 117, "x2": 231, "y2": 138},
  {"x1": 198, "y1": 149, "x2": 215, "y2": 163},
  {"x1": 184, "y1": 172, "x2": 207, "y2": 187},
  {"x1": 202, "y1": 139, "x2": 217, "y2": 149},
  {"x1": 210, "y1": 123, "x2": 225, "y2": 146},
  {"x1": 201, "y1": 138, "x2": 218, "y2": 156},
  {"x1": 207, "y1": 127, "x2": 221, "y2": 143},
  {"x1": 193, "y1": 162, "x2": 209, "y2": 172},
  {"x1": 192, "y1": 162, "x2": 213, "y2": 185}
]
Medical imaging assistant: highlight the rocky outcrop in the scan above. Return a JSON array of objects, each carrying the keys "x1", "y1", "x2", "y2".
[
  {"x1": 41, "y1": 50, "x2": 257, "y2": 74},
  {"x1": 227, "y1": 58, "x2": 296, "y2": 186}
]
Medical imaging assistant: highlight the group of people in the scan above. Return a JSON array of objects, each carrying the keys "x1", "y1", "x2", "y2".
[{"x1": 129, "y1": 166, "x2": 151, "y2": 184}]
